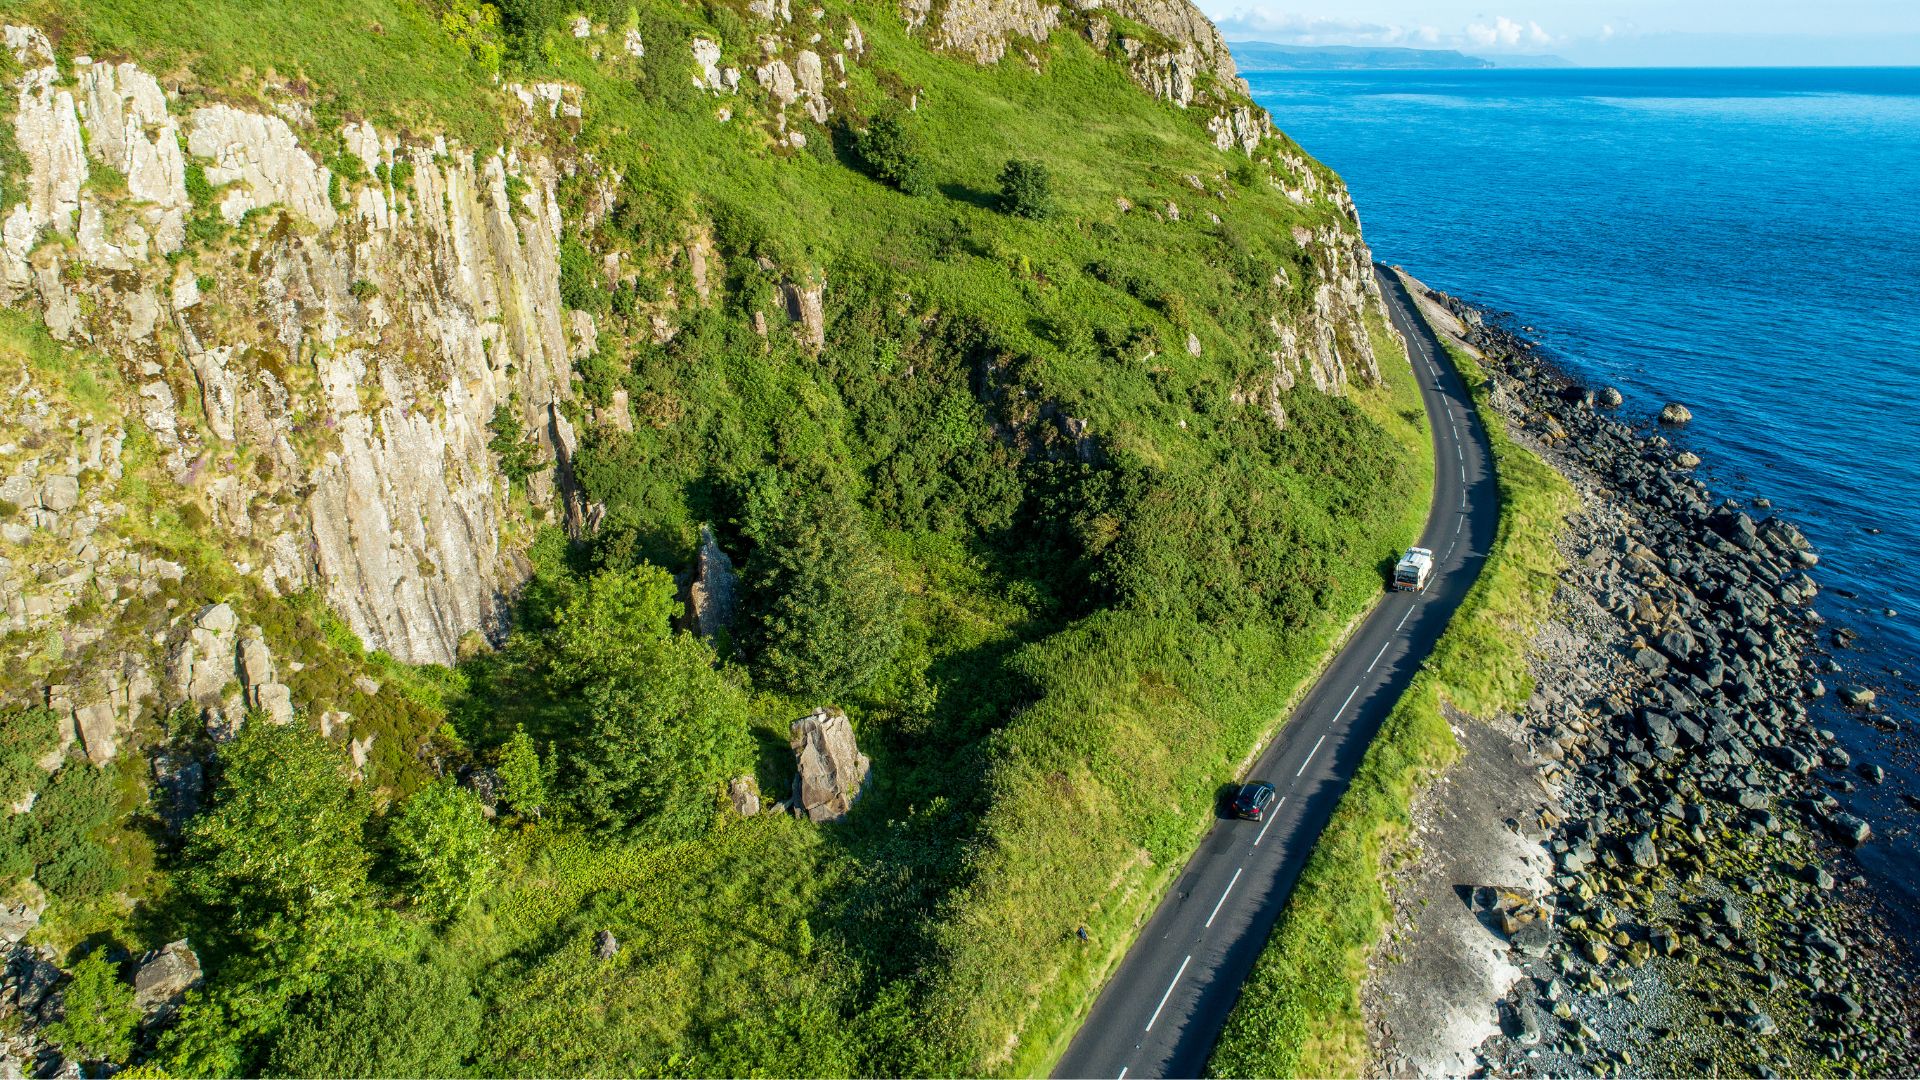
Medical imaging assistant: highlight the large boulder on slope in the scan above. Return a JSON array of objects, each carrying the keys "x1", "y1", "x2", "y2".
[
  {"x1": 789, "y1": 707, "x2": 870, "y2": 824},
  {"x1": 133, "y1": 940, "x2": 202, "y2": 1022}
]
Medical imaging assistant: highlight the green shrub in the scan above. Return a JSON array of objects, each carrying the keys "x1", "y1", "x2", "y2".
[
  {"x1": 0, "y1": 705, "x2": 59, "y2": 809},
  {"x1": 856, "y1": 111, "x2": 933, "y2": 196},
  {"x1": 266, "y1": 955, "x2": 482, "y2": 1078},
  {"x1": 3, "y1": 761, "x2": 124, "y2": 900},
  {"x1": 487, "y1": 399, "x2": 541, "y2": 487},
  {"x1": 45, "y1": 948, "x2": 138, "y2": 1063},
  {"x1": 384, "y1": 779, "x2": 496, "y2": 922},
  {"x1": 494, "y1": 725, "x2": 548, "y2": 818},
  {"x1": 997, "y1": 158, "x2": 1054, "y2": 219},
  {"x1": 558, "y1": 237, "x2": 608, "y2": 313},
  {"x1": 177, "y1": 723, "x2": 377, "y2": 971}
]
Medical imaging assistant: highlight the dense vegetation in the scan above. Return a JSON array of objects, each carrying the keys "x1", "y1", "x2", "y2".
[
  {"x1": 0, "y1": 0, "x2": 1439, "y2": 1073},
  {"x1": 1207, "y1": 287, "x2": 1577, "y2": 1077}
]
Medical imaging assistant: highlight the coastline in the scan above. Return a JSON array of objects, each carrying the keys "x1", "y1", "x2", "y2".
[{"x1": 1366, "y1": 272, "x2": 1920, "y2": 1075}]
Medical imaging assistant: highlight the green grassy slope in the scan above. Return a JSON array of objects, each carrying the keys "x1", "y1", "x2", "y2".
[{"x1": 1, "y1": 0, "x2": 1435, "y2": 1072}]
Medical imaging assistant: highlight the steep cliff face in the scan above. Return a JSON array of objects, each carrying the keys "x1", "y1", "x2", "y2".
[{"x1": 0, "y1": 27, "x2": 581, "y2": 667}]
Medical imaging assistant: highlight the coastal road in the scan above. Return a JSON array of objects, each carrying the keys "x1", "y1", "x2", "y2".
[{"x1": 1051, "y1": 266, "x2": 1500, "y2": 1080}]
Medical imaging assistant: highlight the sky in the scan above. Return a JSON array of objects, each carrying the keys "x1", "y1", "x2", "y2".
[{"x1": 1200, "y1": 0, "x2": 1920, "y2": 66}]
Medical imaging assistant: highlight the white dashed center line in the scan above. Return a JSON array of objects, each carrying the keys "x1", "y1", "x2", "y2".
[
  {"x1": 1205, "y1": 867, "x2": 1244, "y2": 928},
  {"x1": 1145, "y1": 955, "x2": 1192, "y2": 1032},
  {"x1": 1396, "y1": 606, "x2": 1415, "y2": 632},
  {"x1": 1367, "y1": 638, "x2": 1391, "y2": 672},
  {"x1": 1296, "y1": 732, "x2": 1329, "y2": 776},
  {"x1": 1334, "y1": 685, "x2": 1360, "y2": 720}
]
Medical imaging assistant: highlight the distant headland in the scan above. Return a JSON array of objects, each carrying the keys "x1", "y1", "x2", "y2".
[{"x1": 1228, "y1": 41, "x2": 1575, "y2": 70}]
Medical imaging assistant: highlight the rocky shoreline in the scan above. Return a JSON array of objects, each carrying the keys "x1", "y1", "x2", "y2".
[{"x1": 1366, "y1": 277, "x2": 1919, "y2": 1077}]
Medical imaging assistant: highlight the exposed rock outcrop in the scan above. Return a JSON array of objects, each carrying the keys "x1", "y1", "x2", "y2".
[
  {"x1": 789, "y1": 707, "x2": 870, "y2": 823},
  {"x1": 132, "y1": 940, "x2": 202, "y2": 1024},
  {"x1": 0, "y1": 33, "x2": 581, "y2": 665},
  {"x1": 686, "y1": 525, "x2": 738, "y2": 639},
  {"x1": 728, "y1": 775, "x2": 761, "y2": 817},
  {"x1": 904, "y1": 0, "x2": 1060, "y2": 64}
]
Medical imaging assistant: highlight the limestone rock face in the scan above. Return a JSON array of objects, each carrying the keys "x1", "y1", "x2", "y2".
[
  {"x1": 174, "y1": 603, "x2": 240, "y2": 703},
  {"x1": 186, "y1": 105, "x2": 337, "y2": 231},
  {"x1": 1103, "y1": 0, "x2": 1247, "y2": 99},
  {"x1": 789, "y1": 707, "x2": 870, "y2": 823},
  {"x1": 78, "y1": 59, "x2": 189, "y2": 253},
  {"x1": 794, "y1": 50, "x2": 830, "y2": 123},
  {"x1": 906, "y1": 0, "x2": 1061, "y2": 64},
  {"x1": 0, "y1": 892, "x2": 43, "y2": 945},
  {"x1": 0, "y1": 37, "x2": 579, "y2": 664}
]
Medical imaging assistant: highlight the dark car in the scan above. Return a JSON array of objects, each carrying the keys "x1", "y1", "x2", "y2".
[{"x1": 1231, "y1": 781, "x2": 1277, "y2": 821}]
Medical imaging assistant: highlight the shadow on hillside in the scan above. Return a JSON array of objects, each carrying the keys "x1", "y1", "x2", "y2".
[{"x1": 938, "y1": 181, "x2": 998, "y2": 212}]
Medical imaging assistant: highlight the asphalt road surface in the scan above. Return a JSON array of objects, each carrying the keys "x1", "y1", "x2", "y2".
[{"x1": 1052, "y1": 265, "x2": 1500, "y2": 1079}]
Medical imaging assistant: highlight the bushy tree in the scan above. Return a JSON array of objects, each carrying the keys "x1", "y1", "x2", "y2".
[
  {"x1": 45, "y1": 948, "x2": 137, "y2": 1063},
  {"x1": 997, "y1": 158, "x2": 1054, "y2": 219},
  {"x1": 495, "y1": 725, "x2": 548, "y2": 818},
  {"x1": 177, "y1": 723, "x2": 377, "y2": 971},
  {"x1": 385, "y1": 780, "x2": 496, "y2": 923},
  {"x1": 740, "y1": 473, "x2": 905, "y2": 697},
  {"x1": 264, "y1": 956, "x2": 482, "y2": 1079},
  {"x1": 157, "y1": 726, "x2": 389, "y2": 1077},
  {"x1": 550, "y1": 566, "x2": 752, "y2": 839},
  {"x1": 857, "y1": 111, "x2": 933, "y2": 196}
]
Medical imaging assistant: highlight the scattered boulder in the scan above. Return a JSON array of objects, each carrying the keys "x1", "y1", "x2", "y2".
[
  {"x1": 132, "y1": 940, "x2": 202, "y2": 1022},
  {"x1": 1659, "y1": 402, "x2": 1692, "y2": 425},
  {"x1": 38, "y1": 474, "x2": 78, "y2": 512},
  {"x1": 252, "y1": 682, "x2": 294, "y2": 724},
  {"x1": 72, "y1": 701, "x2": 118, "y2": 764},
  {"x1": 728, "y1": 775, "x2": 761, "y2": 817},
  {"x1": 1673, "y1": 451, "x2": 1701, "y2": 469},
  {"x1": 1598, "y1": 386, "x2": 1623, "y2": 408},
  {"x1": 1838, "y1": 686, "x2": 1875, "y2": 707},
  {"x1": 593, "y1": 929, "x2": 618, "y2": 960},
  {"x1": 1825, "y1": 812, "x2": 1871, "y2": 847},
  {"x1": 788, "y1": 707, "x2": 870, "y2": 824},
  {"x1": 0, "y1": 892, "x2": 44, "y2": 945},
  {"x1": 173, "y1": 603, "x2": 240, "y2": 703}
]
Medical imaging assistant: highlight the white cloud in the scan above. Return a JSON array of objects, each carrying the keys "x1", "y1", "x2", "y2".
[
  {"x1": 1211, "y1": 8, "x2": 1554, "y2": 53},
  {"x1": 1464, "y1": 16, "x2": 1551, "y2": 48}
]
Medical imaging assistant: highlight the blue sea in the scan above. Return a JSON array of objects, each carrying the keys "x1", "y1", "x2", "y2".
[{"x1": 1240, "y1": 65, "x2": 1920, "y2": 928}]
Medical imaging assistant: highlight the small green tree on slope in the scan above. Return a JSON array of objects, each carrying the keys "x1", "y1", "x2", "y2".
[{"x1": 997, "y1": 158, "x2": 1053, "y2": 219}]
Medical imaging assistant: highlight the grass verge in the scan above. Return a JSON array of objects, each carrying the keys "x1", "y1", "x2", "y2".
[
  {"x1": 964, "y1": 298, "x2": 1434, "y2": 1079},
  {"x1": 1205, "y1": 277, "x2": 1578, "y2": 1078}
]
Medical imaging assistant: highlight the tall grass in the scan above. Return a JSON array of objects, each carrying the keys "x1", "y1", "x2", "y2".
[{"x1": 1206, "y1": 281, "x2": 1577, "y2": 1078}]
